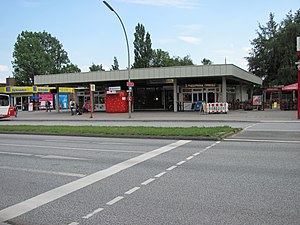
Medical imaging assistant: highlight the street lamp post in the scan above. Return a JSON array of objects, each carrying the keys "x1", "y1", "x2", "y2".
[{"x1": 103, "y1": 1, "x2": 132, "y2": 118}]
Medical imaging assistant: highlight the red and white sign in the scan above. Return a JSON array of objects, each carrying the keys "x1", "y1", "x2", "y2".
[
  {"x1": 127, "y1": 96, "x2": 133, "y2": 102},
  {"x1": 126, "y1": 82, "x2": 134, "y2": 87}
]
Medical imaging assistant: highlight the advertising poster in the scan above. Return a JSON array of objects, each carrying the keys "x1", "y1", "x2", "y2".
[
  {"x1": 53, "y1": 94, "x2": 69, "y2": 109},
  {"x1": 59, "y1": 94, "x2": 68, "y2": 109},
  {"x1": 38, "y1": 94, "x2": 53, "y2": 109},
  {"x1": 253, "y1": 95, "x2": 262, "y2": 106}
]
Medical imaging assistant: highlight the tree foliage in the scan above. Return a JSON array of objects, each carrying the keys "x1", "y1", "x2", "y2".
[
  {"x1": 89, "y1": 63, "x2": 105, "y2": 72},
  {"x1": 112, "y1": 57, "x2": 119, "y2": 70},
  {"x1": 61, "y1": 64, "x2": 81, "y2": 73},
  {"x1": 12, "y1": 31, "x2": 80, "y2": 85},
  {"x1": 133, "y1": 23, "x2": 194, "y2": 69},
  {"x1": 171, "y1": 55, "x2": 194, "y2": 66},
  {"x1": 246, "y1": 10, "x2": 300, "y2": 87},
  {"x1": 151, "y1": 49, "x2": 172, "y2": 67},
  {"x1": 133, "y1": 23, "x2": 153, "y2": 68},
  {"x1": 201, "y1": 58, "x2": 213, "y2": 65},
  {"x1": 151, "y1": 49, "x2": 193, "y2": 67}
]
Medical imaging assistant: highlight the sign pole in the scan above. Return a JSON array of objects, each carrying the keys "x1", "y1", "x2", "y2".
[
  {"x1": 298, "y1": 69, "x2": 300, "y2": 119},
  {"x1": 297, "y1": 37, "x2": 300, "y2": 119},
  {"x1": 90, "y1": 84, "x2": 95, "y2": 119}
]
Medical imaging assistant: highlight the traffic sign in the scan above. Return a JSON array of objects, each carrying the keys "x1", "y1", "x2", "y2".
[
  {"x1": 126, "y1": 82, "x2": 134, "y2": 87},
  {"x1": 90, "y1": 84, "x2": 95, "y2": 92},
  {"x1": 127, "y1": 96, "x2": 133, "y2": 102}
]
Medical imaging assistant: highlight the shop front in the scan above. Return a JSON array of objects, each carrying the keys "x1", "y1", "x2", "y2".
[
  {"x1": 0, "y1": 86, "x2": 74, "y2": 111},
  {"x1": 181, "y1": 84, "x2": 220, "y2": 111}
]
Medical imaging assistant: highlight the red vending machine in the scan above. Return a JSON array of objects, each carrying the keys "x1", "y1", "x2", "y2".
[{"x1": 105, "y1": 91, "x2": 128, "y2": 113}]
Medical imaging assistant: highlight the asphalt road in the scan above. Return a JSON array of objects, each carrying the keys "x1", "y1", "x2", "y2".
[{"x1": 0, "y1": 121, "x2": 299, "y2": 225}]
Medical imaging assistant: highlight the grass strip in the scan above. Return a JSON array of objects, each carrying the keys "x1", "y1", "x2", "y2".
[{"x1": 0, "y1": 125, "x2": 240, "y2": 139}]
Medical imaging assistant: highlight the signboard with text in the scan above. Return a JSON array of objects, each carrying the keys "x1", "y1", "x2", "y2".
[{"x1": 126, "y1": 82, "x2": 134, "y2": 87}]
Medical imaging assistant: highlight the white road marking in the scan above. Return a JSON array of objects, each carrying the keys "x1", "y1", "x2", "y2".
[
  {"x1": 0, "y1": 166, "x2": 86, "y2": 178},
  {"x1": 0, "y1": 151, "x2": 90, "y2": 161},
  {"x1": 243, "y1": 123, "x2": 258, "y2": 131},
  {"x1": 176, "y1": 161, "x2": 186, "y2": 165},
  {"x1": 40, "y1": 155, "x2": 90, "y2": 161},
  {"x1": 68, "y1": 222, "x2": 79, "y2": 225},
  {"x1": 0, "y1": 140, "x2": 190, "y2": 222},
  {"x1": 125, "y1": 187, "x2": 140, "y2": 195},
  {"x1": 186, "y1": 156, "x2": 194, "y2": 160},
  {"x1": 204, "y1": 146, "x2": 212, "y2": 150},
  {"x1": 82, "y1": 208, "x2": 104, "y2": 219},
  {"x1": 154, "y1": 171, "x2": 166, "y2": 178},
  {"x1": 166, "y1": 165, "x2": 177, "y2": 171},
  {"x1": 46, "y1": 140, "x2": 127, "y2": 145},
  {"x1": 224, "y1": 138, "x2": 300, "y2": 143},
  {"x1": 0, "y1": 143, "x2": 146, "y2": 154},
  {"x1": 106, "y1": 196, "x2": 124, "y2": 205},
  {"x1": 201, "y1": 141, "x2": 220, "y2": 153},
  {"x1": 141, "y1": 178, "x2": 155, "y2": 185},
  {"x1": 0, "y1": 151, "x2": 32, "y2": 156},
  {"x1": 193, "y1": 152, "x2": 200, "y2": 156}
]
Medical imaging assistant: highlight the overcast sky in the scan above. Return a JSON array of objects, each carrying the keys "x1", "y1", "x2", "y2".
[{"x1": 1, "y1": 0, "x2": 299, "y2": 83}]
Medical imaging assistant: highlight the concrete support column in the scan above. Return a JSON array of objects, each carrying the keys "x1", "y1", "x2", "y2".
[
  {"x1": 222, "y1": 77, "x2": 227, "y2": 102},
  {"x1": 250, "y1": 86, "x2": 254, "y2": 100},
  {"x1": 240, "y1": 82, "x2": 243, "y2": 101},
  {"x1": 56, "y1": 86, "x2": 60, "y2": 113},
  {"x1": 173, "y1": 79, "x2": 178, "y2": 112}
]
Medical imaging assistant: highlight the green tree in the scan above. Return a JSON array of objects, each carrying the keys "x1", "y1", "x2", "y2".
[
  {"x1": 89, "y1": 63, "x2": 104, "y2": 72},
  {"x1": 12, "y1": 31, "x2": 77, "y2": 85},
  {"x1": 151, "y1": 49, "x2": 194, "y2": 67},
  {"x1": 112, "y1": 57, "x2": 119, "y2": 70},
  {"x1": 61, "y1": 63, "x2": 81, "y2": 73},
  {"x1": 133, "y1": 23, "x2": 153, "y2": 68},
  {"x1": 246, "y1": 10, "x2": 300, "y2": 86},
  {"x1": 201, "y1": 58, "x2": 213, "y2": 65},
  {"x1": 151, "y1": 49, "x2": 172, "y2": 67},
  {"x1": 170, "y1": 55, "x2": 194, "y2": 66}
]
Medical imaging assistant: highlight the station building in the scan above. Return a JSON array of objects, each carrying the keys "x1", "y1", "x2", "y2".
[{"x1": 33, "y1": 64, "x2": 262, "y2": 112}]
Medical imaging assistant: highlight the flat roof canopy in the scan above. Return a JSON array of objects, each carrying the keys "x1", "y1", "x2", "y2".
[{"x1": 34, "y1": 64, "x2": 262, "y2": 86}]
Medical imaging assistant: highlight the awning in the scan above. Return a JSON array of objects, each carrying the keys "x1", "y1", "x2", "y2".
[
  {"x1": 282, "y1": 83, "x2": 298, "y2": 91},
  {"x1": 30, "y1": 96, "x2": 41, "y2": 100}
]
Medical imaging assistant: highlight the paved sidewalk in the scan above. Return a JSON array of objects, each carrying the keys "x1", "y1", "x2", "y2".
[{"x1": 9, "y1": 109, "x2": 299, "y2": 123}]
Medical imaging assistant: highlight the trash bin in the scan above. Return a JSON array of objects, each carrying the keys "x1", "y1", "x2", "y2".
[
  {"x1": 9, "y1": 107, "x2": 15, "y2": 117},
  {"x1": 195, "y1": 101, "x2": 202, "y2": 111}
]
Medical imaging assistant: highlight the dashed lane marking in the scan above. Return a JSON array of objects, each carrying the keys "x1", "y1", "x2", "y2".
[
  {"x1": 176, "y1": 161, "x2": 186, "y2": 165},
  {"x1": 166, "y1": 165, "x2": 177, "y2": 171},
  {"x1": 154, "y1": 172, "x2": 166, "y2": 178},
  {"x1": 106, "y1": 196, "x2": 124, "y2": 206},
  {"x1": 141, "y1": 178, "x2": 155, "y2": 185},
  {"x1": 125, "y1": 187, "x2": 140, "y2": 195},
  {"x1": 186, "y1": 156, "x2": 194, "y2": 160},
  {"x1": 82, "y1": 208, "x2": 104, "y2": 219}
]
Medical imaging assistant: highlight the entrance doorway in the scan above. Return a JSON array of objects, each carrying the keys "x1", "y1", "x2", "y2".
[
  {"x1": 208, "y1": 92, "x2": 215, "y2": 103},
  {"x1": 165, "y1": 90, "x2": 173, "y2": 110}
]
